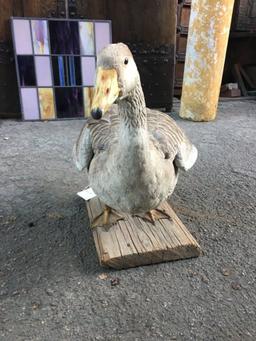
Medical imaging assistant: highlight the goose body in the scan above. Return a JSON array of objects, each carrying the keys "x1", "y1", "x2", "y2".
[{"x1": 74, "y1": 43, "x2": 197, "y2": 220}]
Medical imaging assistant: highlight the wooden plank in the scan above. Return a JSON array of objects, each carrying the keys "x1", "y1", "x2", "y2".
[
  {"x1": 180, "y1": 5, "x2": 191, "y2": 28},
  {"x1": 219, "y1": 95, "x2": 256, "y2": 101},
  {"x1": 239, "y1": 65, "x2": 256, "y2": 89},
  {"x1": 233, "y1": 64, "x2": 248, "y2": 96},
  {"x1": 85, "y1": 197, "x2": 201, "y2": 269}
]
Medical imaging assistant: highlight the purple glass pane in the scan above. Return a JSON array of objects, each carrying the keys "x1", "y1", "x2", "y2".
[
  {"x1": 13, "y1": 19, "x2": 33, "y2": 55},
  {"x1": 79, "y1": 21, "x2": 95, "y2": 55},
  {"x1": 95, "y1": 22, "x2": 111, "y2": 54},
  {"x1": 31, "y1": 20, "x2": 50, "y2": 55},
  {"x1": 35, "y1": 56, "x2": 52, "y2": 86},
  {"x1": 81, "y1": 57, "x2": 96, "y2": 86},
  {"x1": 55, "y1": 87, "x2": 83, "y2": 118},
  {"x1": 21, "y1": 88, "x2": 39, "y2": 120},
  {"x1": 49, "y1": 21, "x2": 80, "y2": 54},
  {"x1": 17, "y1": 56, "x2": 36, "y2": 86}
]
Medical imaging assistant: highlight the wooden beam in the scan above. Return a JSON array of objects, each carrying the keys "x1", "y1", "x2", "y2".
[
  {"x1": 233, "y1": 64, "x2": 248, "y2": 96},
  {"x1": 86, "y1": 197, "x2": 201, "y2": 269},
  {"x1": 239, "y1": 65, "x2": 256, "y2": 89},
  {"x1": 0, "y1": 0, "x2": 23, "y2": 41}
]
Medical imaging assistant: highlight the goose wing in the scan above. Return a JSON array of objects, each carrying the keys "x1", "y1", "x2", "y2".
[
  {"x1": 73, "y1": 122, "x2": 94, "y2": 171},
  {"x1": 147, "y1": 109, "x2": 198, "y2": 171},
  {"x1": 73, "y1": 106, "x2": 197, "y2": 172},
  {"x1": 73, "y1": 105, "x2": 119, "y2": 171}
]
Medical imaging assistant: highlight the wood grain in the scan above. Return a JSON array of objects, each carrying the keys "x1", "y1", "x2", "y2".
[
  {"x1": 107, "y1": 0, "x2": 176, "y2": 44},
  {"x1": 22, "y1": 0, "x2": 58, "y2": 17},
  {"x1": 76, "y1": 0, "x2": 107, "y2": 20},
  {"x1": 86, "y1": 197, "x2": 201, "y2": 269},
  {"x1": 0, "y1": 0, "x2": 24, "y2": 118}
]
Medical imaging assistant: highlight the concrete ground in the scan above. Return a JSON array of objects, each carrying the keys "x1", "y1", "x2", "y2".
[{"x1": 0, "y1": 100, "x2": 256, "y2": 341}]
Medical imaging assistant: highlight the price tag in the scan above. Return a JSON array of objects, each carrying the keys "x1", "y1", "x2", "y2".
[{"x1": 77, "y1": 187, "x2": 97, "y2": 201}]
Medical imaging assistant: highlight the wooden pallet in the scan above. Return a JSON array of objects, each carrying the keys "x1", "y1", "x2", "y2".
[{"x1": 86, "y1": 197, "x2": 201, "y2": 269}]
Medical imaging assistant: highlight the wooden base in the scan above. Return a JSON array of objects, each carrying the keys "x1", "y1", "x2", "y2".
[{"x1": 86, "y1": 197, "x2": 201, "y2": 269}]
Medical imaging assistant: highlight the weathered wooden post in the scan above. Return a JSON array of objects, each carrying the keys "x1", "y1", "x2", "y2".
[{"x1": 180, "y1": 0, "x2": 235, "y2": 121}]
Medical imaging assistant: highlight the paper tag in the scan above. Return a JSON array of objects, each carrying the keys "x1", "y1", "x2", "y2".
[{"x1": 77, "y1": 187, "x2": 97, "y2": 201}]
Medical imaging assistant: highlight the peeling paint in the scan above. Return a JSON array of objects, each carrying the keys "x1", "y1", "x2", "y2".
[{"x1": 180, "y1": 0, "x2": 235, "y2": 121}]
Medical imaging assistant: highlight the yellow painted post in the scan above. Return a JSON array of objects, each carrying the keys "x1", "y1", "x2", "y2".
[{"x1": 180, "y1": 0, "x2": 235, "y2": 121}]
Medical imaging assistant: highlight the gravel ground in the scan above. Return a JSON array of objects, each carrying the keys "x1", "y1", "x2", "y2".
[{"x1": 0, "y1": 100, "x2": 256, "y2": 341}]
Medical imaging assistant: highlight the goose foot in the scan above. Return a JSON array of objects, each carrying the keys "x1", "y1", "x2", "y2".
[
  {"x1": 92, "y1": 205, "x2": 124, "y2": 228},
  {"x1": 136, "y1": 208, "x2": 171, "y2": 224}
]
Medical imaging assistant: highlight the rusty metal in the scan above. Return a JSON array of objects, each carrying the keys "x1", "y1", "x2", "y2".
[
  {"x1": 68, "y1": 0, "x2": 77, "y2": 18},
  {"x1": 127, "y1": 43, "x2": 175, "y2": 111},
  {"x1": 49, "y1": 0, "x2": 77, "y2": 18},
  {"x1": 55, "y1": 0, "x2": 66, "y2": 17}
]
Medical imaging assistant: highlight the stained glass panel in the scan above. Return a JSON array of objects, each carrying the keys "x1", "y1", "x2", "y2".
[
  {"x1": 79, "y1": 22, "x2": 95, "y2": 55},
  {"x1": 17, "y1": 56, "x2": 36, "y2": 86},
  {"x1": 31, "y1": 20, "x2": 50, "y2": 55},
  {"x1": 35, "y1": 56, "x2": 52, "y2": 86},
  {"x1": 95, "y1": 22, "x2": 111, "y2": 53},
  {"x1": 81, "y1": 57, "x2": 96, "y2": 86},
  {"x1": 38, "y1": 88, "x2": 56, "y2": 119},
  {"x1": 55, "y1": 87, "x2": 83, "y2": 118},
  {"x1": 11, "y1": 18, "x2": 111, "y2": 120},
  {"x1": 83, "y1": 87, "x2": 94, "y2": 117},
  {"x1": 49, "y1": 20, "x2": 80, "y2": 55},
  {"x1": 13, "y1": 19, "x2": 33, "y2": 55},
  {"x1": 21, "y1": 88, "x2": 39, "y2": 120}
]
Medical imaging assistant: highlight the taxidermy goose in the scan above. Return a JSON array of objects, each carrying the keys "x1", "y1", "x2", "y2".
[{"x1": 73, "y1": 43, "x2": 197, "y2": 226}]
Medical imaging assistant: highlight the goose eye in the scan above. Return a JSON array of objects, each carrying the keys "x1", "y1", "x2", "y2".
[{"x1": 124, "y1": 58, "x2": 129, "y2": 65}]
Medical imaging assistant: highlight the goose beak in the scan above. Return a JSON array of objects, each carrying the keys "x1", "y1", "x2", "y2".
[{"x1": 90, "y1": 67, "x2": 120, "y2": 120}]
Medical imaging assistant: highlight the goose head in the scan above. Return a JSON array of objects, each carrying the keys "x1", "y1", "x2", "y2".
[{"x1": 90, "y1": 43, "x2": 140, "y2": 120}]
